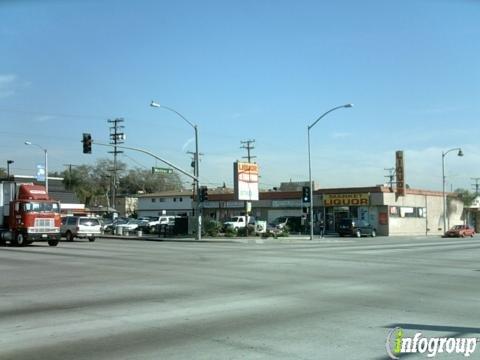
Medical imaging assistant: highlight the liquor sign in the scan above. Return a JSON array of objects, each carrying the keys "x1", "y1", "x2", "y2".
[
  {"x1": 396, "y1": 150, "x2": 406, "y2": 196},
  {"x1": 233, "y1": 161, "x2": 259, "y2": 201},
  {"x1": 323, "y1": 193, "x2": 370, "y2": 207}
]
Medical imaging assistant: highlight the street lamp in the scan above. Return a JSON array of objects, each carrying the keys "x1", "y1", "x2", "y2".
[
  {"x1": 308, "y1": 104, "x2": 353, "y2": 240},
  {"x1": 6, "y1": 160, "x2": 14, "y2": 179},
  {"x1": 24, "y1": 141, "x2": 48, "y2": 193},
  {"x1": 442, "y1": 147, "x2": 463, "y2": 233},
  {"x1": 150, "y1": 101, "x2": 201, "y2": 240}
]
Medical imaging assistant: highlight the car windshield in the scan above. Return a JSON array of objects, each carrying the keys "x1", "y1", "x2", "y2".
[
  {"x1": 22, "y1": 202, "x2": 60, "y2": 213},
  {"x1": 227, "y1": 217, "x2": 242, "y2": 222},
  {"x1": 453, "y1": 225, "x2": 464, "y2": 230}
]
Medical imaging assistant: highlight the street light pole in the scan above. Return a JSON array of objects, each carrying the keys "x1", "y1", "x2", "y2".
[
  {"x1": 24, "y1": 141, "x2": 48, "y2": 193},
  {"x1": 307, "y1": 104, "x2": 353, "y2": 240},
  {"x1": 150, "y1": 101, "x2": 202, "y2": 240},
  {"x1": 441, "y1": 147, "x2": 463, "y2": 233}
]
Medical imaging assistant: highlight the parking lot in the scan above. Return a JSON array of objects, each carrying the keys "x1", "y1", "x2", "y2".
[{"x1": 1, "y1": 235, "x2": 479, "y2": 359}]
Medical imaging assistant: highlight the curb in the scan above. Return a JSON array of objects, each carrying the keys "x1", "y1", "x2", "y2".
[{"x1": 99, "y1": 234, "x2": 330, "y2": 244}]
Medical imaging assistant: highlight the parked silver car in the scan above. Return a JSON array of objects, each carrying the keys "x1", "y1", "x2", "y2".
[{"x1": 61, "y1": 216, "x2": 102, "y2": 242}]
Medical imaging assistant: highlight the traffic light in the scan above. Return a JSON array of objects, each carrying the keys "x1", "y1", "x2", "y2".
[
  {"x1": 302, "y1": 186, "x2": 310, "y2": 203},
  {"x1": 199, "y1": 186, "x2": 208, "y2": 202},
  {"x1": 82, "y1": 133, "x2": 92, "y2": 154}
]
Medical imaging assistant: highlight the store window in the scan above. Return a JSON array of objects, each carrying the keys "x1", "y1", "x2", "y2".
[
  {"x1": 401, "y1": 207, "x2": 415, "y2": 218},
  {"x1": 390, "y1": 206, "x2": 399, "y2": 217},
  {"x1": 390, "y1": 206, "x2": 427, "y2": 218}
]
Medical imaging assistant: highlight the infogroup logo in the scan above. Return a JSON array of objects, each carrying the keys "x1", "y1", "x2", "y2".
[{"x1": 386, "y1": 327, "x2": 478, "y2": 359}]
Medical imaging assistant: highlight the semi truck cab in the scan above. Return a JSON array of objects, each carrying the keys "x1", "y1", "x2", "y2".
[{"x1": 1, "y1": 182, "x2": 61, "y2": 246}]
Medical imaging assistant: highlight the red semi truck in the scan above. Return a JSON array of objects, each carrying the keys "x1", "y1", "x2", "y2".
[{"x1": 0, "y1": 181, "x2": 61, "y2": 246}]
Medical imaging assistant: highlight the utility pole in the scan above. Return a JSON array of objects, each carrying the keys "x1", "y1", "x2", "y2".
[
  {"x1": 108, "y1": 118, "x2": 125, "y2": 211},
  {"x1": 241, "y1": 140, "x2": 256, "y2": 164},
  {"x1": 63, "y1": 163, "x2": 79, "y2": 190},
  {"x1": 471, "y1": 177, "x2": 480, "y2": 196},
  {"x1": 384, "y1": 168, "x2": 396, "y2": 190},
  {"x1": 240, "y1": 139, "x2": 256, "y2": 235}
]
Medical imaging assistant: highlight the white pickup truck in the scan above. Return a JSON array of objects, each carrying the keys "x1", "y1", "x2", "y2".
[
  {"x1": 147, "y1": 216, "x2": 176, "y2": 230},
  {"x1": 223, "y1": 216, "x2": 255, "y2": 230}
]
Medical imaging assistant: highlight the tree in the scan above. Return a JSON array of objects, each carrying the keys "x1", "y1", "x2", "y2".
[
  {"x1": 454, "y1": 188, "x2": 476, "y2": 225},
  {"x1": 60, "y1": 158, "x2": 184, "y2": 207},
  {"x1": 118, "y1": 168, "x2": 183, "y2": 194}
]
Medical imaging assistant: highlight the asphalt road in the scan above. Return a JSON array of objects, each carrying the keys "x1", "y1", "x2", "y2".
[{"x1": 1, "y1": 235, "x2": 479, "y2": 359}]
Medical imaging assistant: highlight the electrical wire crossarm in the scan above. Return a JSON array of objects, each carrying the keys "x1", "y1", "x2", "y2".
[{"x1": 92, "y1": 141, "x2": 198, "y2": 182}]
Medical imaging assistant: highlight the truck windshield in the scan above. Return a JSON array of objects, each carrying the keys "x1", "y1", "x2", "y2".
[{"x1": 22, "y1": 202, "x2": 60, "y2": 213}]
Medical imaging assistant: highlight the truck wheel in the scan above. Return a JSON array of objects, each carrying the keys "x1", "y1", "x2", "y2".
[
  {"x1": 66, "y1": 231, "x2": 74, "y2": 242},
  {"x1": 48, "y1": 240, "x2": 59, "y2": 247},
  {"x1": 12, "y1": 233, "x2": 26, "y2": 247},
  {"x1": 89, "y1": 237, "x2": 95, "y2": 242}
]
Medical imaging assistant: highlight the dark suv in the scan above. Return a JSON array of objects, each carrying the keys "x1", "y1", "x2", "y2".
[{"x1": 337, "y1": 218, "x2": 376, "y2": 237}]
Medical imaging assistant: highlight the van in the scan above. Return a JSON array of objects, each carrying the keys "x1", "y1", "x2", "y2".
[{"x1": 337, "y1": 218, "x2": 376, "y2": 237}]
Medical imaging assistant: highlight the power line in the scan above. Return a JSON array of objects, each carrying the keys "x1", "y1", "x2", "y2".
[
  {"x1": 0, "y1": 106, "x2": 112, "y2": 120},
  {"x1": 120, "y1": 153, "x2": 149, "y2": 169}
]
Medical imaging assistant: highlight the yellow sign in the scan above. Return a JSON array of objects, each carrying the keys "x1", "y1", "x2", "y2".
[{"x1": 323, "y1": 193, "x2": 369, "y2": 207}]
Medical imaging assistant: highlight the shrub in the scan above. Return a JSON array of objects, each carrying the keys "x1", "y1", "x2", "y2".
[
  {"x1": 261, "y1": 230, "x2": 275, "y2": 239},
  {"x1": 277, "y1": 226, "x2": 290, "y2": 237},
  {"x1": 224, "y1": 227, "x2": 237, "y2": 237},
  {"x1": 203, "y1": 219, "x2": 222, "y2": 237},
  {"x1": 237, "y1": 224, "x2": 255, "y2": 237},
  {"x1": 276, "y1": 229, "x2": 290, "y2": 238}
]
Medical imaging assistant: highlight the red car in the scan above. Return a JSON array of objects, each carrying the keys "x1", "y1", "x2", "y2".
[{"x1": 444, "y1": 225, "x2": 475, "y2": 238}]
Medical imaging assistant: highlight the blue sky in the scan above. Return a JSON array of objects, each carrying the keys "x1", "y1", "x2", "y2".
[{"x1": 0, "y1": 0, "x2": 479, "y2": 191}]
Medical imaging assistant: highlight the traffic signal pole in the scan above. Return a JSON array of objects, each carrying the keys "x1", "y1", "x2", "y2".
[{"x1": 89, "y1": 141, "x2": 199, "y2": 183}]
